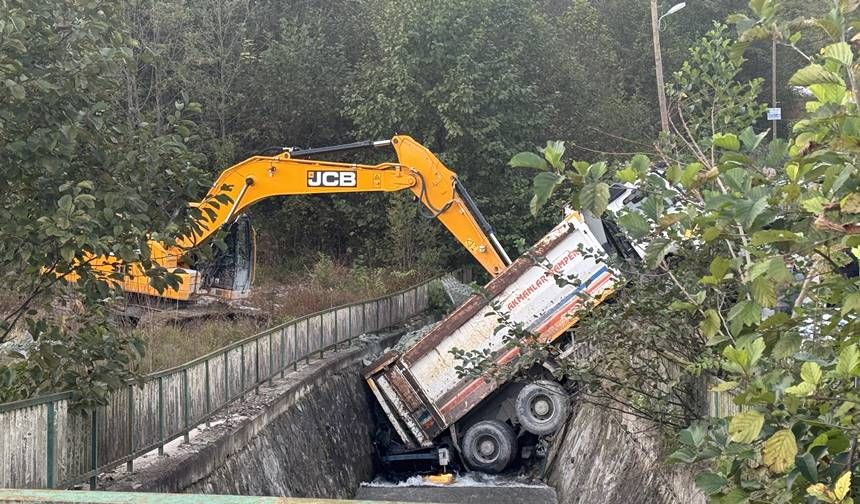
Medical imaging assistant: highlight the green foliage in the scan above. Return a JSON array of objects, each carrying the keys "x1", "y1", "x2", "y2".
[
  {"x1": 343, "y1": 0, "x2": 558, "y2": 250},
  {"x1": 98, "y1": 0, "x2": 741, "y2": 273},
  {"x1": 382, "y1": 192, "x2": 443, "y2": 273},
  {"x1": 0, "y1": 313, "x2": 146, "y2": 411},
  {"x1": 0, "y1": 0, "x2": 773, "y2": 411},
  {"x1": 516, "y1": 2, "x2": 860, "y2": 502},
  {"x1": 427, "y1": 280, "x2": 454, "y2": 318},
  {"x1": 510, "y1": 141, "x2": 617, "y2": 218},
  {"x1": 538, "y1": 0, "x2": 654, "y2": 152},
  {"x1": 306, "y1": 252, "x2": 421, "y2": 300},
  {"x1": 667, "y1": 23, "x2": 766, "y2": 148},
  {"x1": 0, "y1": 0, "x2": 208, "y2": 404}
]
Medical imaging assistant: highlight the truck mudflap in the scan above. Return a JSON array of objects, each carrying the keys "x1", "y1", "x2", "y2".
[{"x1": 365, "y1": 213, "x2": 618, "y2": 446}]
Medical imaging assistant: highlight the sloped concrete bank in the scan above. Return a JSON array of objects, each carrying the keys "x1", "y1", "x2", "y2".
[
  {"x1": 545, "y1": 403, "x2": 704, "y2": 504},
  {"x1": 104, "y1": 319, "x2": 431, "y2": 499}
]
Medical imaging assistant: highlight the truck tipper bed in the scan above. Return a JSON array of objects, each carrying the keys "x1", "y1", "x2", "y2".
[{"x1": 363, "y1": 211, "x2": 622, "y2": 462}]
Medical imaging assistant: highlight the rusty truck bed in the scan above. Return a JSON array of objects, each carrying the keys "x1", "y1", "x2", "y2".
[{"x1": 363, "y1": 212, "x2": 617, "y2": 448}]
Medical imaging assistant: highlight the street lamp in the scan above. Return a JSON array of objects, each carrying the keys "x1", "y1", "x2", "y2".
[
  {"x1": 650, "y1": 1, "x2": 686, "y2": 134},
  {"x1": 659, "y1": 2, "x2": 686, "y2": 28}
]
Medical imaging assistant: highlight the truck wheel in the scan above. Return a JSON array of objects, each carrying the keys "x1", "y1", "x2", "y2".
[
  {"x1": 515, "y1": 380, "x2": 569, "y2": 436},
  {"x1": 461, "y1": 420, "x2": 517, "y2": 473}
]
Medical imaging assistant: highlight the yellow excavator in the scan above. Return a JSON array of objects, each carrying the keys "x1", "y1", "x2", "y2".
[{"x1": 80, "y1": 135, "x2": 512, "y2": 311}]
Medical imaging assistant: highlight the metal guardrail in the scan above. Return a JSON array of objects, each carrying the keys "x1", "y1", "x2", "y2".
[
  {"x1": 0, "y1": 488, "x2": 422, "y2": 503},
  {"x1": 0, "y1": 277, "x2": 439, "y2": 490}
]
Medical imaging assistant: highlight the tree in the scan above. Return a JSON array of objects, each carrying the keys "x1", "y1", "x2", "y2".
[
  {"x1": 119, "y1": 0, "x2": 195, "y2": 133},
  {"x1": 180, "y1": 0, "x2": 253, "y2": 165},
  {"x1": 538, "y1": 0, "x2": 654, "y2": 155},
  {"x1": 510, "y1": 1, "x2": 859, "y2": 501},
  {"x1": 383, "y1": 192, "x2": 444, "y2": 273},
  {"x1": 666, "y1": 23, "x2": 767, "y2": 151},
  {"x1": 231, "y1": 5, "x2": 372, "y2": 264},
  {"x1": 344, "y1": 0, "x2": 560, "y2": 258},
  {"x1": 589, "y1": 0, "x2": 748, "y2": 135},
  {"x1": 0, "y1": 0, "x2": 209, "y2": 407}
]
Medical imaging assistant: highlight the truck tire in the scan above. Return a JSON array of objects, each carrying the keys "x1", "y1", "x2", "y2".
[
  {"x1": 461, "y1": 420, "x2": 517, "y2": 473},
  {"x1": 515, "y1": 380, "x2": 569, "y2": 436}
]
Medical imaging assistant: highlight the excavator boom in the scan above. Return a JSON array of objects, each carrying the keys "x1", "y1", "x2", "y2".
[{"x1": 85, "y1": 135, "x2": 511, "y2": 302}]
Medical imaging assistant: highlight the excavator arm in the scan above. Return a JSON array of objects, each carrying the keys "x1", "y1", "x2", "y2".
[
  {"x1": 90, "y1": 135, "x2": 511, "y2": 301},
  {"x1": 177, "y1": 135, "x2": 510, "y2": 274}
]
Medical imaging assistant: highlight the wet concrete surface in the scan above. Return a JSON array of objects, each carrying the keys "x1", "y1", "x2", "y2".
[
  {"x1": 356, "y1": 473, "x2": 557, "y2": 504},
  {"x1": 355, "y1": 485, "x2": 558, "y2": 503}
]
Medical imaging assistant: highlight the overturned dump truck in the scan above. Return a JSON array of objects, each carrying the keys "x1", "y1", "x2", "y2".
[{"x1": 364, "y1": 203, "x2": 643, "y2": 473}]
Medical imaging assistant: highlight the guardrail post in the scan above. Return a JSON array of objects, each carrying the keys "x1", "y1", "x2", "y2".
[
  {"x1": 46, "y1": 400, "x2": 55, "y2": 488},
  {"x1": 127, "y1": 386, "x2": 134, "y2": 472},
  {"x1": 254, "y1": 339, "x2": 260, "y2": 394},
  {"x1": 204, "y1": 359, "x2": 211, "y2": 428},
  {"x1": 89, "y1": 409, "x2": 98, "y2": 489},
  {"x1": 280, "y1": 328, "x2": 286, "y2": 378},
  {"x1": 320, "y1": 314, "x2": 325, "y2": 355},
  {"x1": 320, "y1": 314, "x2": 326, "y2": 358},
  {"x1": 157, "y1": 376, "x2": 164, "y2": 456},
  {"x1": 223, "y1": 352, "x2": 229, "y2": 403},
  {"x1": 182, "y1": 368, "x2": 190, "y2": 444},
  {"x1": 409, "y1": 288, "x2": 414, "y2": 315},
  {"x1": 332, "y1": 310, "x2": 338, "y2": 353},
  {"x1": 712, "y1": 391, "x2": 721, "y2": 417},
  {"x1": 305, "y1": 318, "x2": 311, "y2": 365},
  {"x1": 268, "y1": 331, "x2": 274, "y2": 385},
  {"x1": 345, "y1": 306, "x2": 352, "y2": 348},
  {"x1": 293, "y1": 325, "x2": 298, "y2": 371},
  {"x1": 240, "y1": 344, "x2": 246, "y2": 394}
]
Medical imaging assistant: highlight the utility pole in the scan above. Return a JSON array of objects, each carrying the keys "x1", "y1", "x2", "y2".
[
  {"x1": 771, "y1": 34, "x2": 778, "y2": 140},
  {"x1": 650, "y1": 0, "x2": 670, "y2": 134}
]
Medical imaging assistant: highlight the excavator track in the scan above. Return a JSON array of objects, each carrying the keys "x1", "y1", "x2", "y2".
[{"x1": 118, "y1": 300, "x2": 265, "y2": 329}]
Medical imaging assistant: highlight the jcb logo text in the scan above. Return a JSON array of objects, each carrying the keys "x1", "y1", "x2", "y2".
[{"x1": 307, "y1": 171, "x2": 357, "y2": 187}]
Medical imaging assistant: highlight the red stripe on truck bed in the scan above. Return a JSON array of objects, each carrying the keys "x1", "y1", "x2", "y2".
[{"x1": 437, "y1": 272, "x2": 614, "y2": 418}]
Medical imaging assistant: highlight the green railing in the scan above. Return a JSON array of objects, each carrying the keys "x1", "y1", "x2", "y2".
[
  {"x1": 0, "y1": 276, "x2": 438, "y2": 490},
  {"x1": 0, "y1": 488, "x2": 418, "y2": 503}
]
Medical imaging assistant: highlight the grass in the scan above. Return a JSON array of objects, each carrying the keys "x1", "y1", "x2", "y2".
[
  {"x1": 136, "y1": 317, "x2": 264, "y2": 373},
  {"x1": 134, "y1": 255, "x2": 430, "y2": 373}
]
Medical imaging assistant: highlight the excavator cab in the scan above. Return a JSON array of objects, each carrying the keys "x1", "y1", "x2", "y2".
[{"x1": 197, "y1": 214, "x2": 255, "y2": 300}]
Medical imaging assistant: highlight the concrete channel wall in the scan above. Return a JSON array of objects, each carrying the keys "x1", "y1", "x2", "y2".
[
  {"x1": 0, "y1": 279, "x2": 433, "y2": 490},
  {"x1": 545, "y1": 403, "x2": 704, "y2": 504},
  {"x1": 103, "y1": 325, "x2": 422, "y2": 499}
]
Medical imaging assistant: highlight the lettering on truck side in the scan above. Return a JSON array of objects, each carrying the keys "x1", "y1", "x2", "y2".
[
  {"x1": 506, "y1": 249, "x2": 580, "y2": 312},
  {"x1": 435, "y1": 264, "x2": 615, "y2": 419}
]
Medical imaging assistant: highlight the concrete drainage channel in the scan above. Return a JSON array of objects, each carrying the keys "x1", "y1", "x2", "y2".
[
  {"x1": 356, "y1": 474, "x2": 558, "y2": 504},
  {"x1": 89, "y1": 311, "x2": 698, "y2": 504},
  {"x1": 92, "y1": 315, "x2": 555, "y2": 504},
  {"x1": 0, "y1": 274, "x2": 701, "y2": 504}
]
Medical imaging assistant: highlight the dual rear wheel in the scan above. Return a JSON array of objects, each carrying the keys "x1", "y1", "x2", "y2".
[
  {"x1": 460, "y1": 380, "x2": 569, "y2": 473},
  {"x1": 461, "y1": 419, "x2": 517, "y2": 473},
  {"x1": 514, "y1": 380, "x2": 570, "y2": 436}
]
